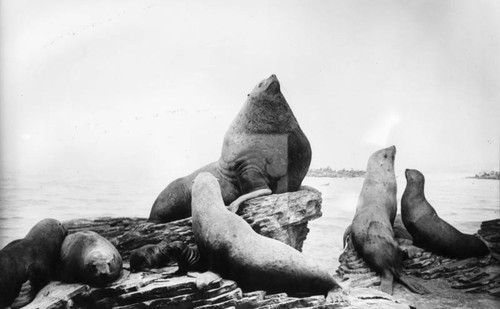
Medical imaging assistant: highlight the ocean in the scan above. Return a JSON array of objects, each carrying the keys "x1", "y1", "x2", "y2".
[{"x1": 0, "y1": 172, "x2": 498, "y2": 273}]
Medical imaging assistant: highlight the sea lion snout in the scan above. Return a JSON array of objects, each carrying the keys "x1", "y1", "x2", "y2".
[{"x1": 386, "y1": 145, "x2": 396, "y2": 158}]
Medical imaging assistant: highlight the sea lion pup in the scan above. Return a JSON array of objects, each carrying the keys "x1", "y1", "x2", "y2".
[
  {"x1": 402, "y1": 169, "x2": 489, "y2": 259},
  {"x1": 347, "y1": 146, "x2": 428, "y2": 295},
  {"x1": 129, "y1": 241, "x2": 170, "y2": 273},
  {"x1": 148, "y1": 74, "x2": 311, "y2": 223},
  {"x1": 0, "y1": 218, "x2": 68, "y2": 308},
  {"x1": 191, "y1": 172, "x2": 345, "y2": 303},
  {"x1": 165, "y1": 241, "x2": 207, "y2": 275},
  {"x1": 60, "y1": 231, "x2": 123, "y2": 286}
]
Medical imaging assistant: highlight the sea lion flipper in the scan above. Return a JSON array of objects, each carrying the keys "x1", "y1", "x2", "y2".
[
  {"x1": 398, "y1": 274, "x2": 429, "y2": 294},
  {"x1": 379, "y1": 271, "x2": 394, "y2": 295},
  {"x1": 326, "y1": 287, "x2": 350, "y2": 305},
  {"x1": 227, "y1": 188, "x2": 272, "y2": 213},
  {"x1": 194, "y1": 271, "x2": 221, "y2": 290},
  {"x1": 342, "y1": 225, "x2": 352, "y2": 248},
  {"x1": 399, "y1": 244, "x2": 424, "y2": 259}
]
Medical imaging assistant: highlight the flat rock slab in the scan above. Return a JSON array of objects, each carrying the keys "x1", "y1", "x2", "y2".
[
  {"x1": 21, "y1": 282, "x2": 90, "y2": 309},
  {"x1": 21, "y1": 266, "x2": 417, "y2": 309}
]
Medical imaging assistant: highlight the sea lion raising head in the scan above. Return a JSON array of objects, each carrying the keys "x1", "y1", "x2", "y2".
[
  {"x1": 348, "y1": 146, "x2": 428, "y2": 295},
  {"x1": 148, "y1": 74, "x2": 311, "y2": 223},
  {"x1": 402, "y1": 169, "x2": 489, "y2": 259}
]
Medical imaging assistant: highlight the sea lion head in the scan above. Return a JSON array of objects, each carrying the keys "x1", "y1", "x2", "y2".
[
  {"x1": 192, "y1": 172, "x2": 224, "y2": 213},
  {"x1": 85, "y1": 251, "x2": 116, "y2": 285},
  {"x1": 129, "y1": 248, "x2": 151, "y2": 273},
  {"x1": 25, "y1": 218, "x2": 68, "y2": 248},
  {"x1": 405, "y1": 169, "x2": 425, "y2": 186},
  {"x1": 367, "y1": 145, "x2": 396, "y2": 176},
  {"x1": 247, "y1": 74, "x2": 282, "y2": 100},
  {"x1": 403, "y1": 169, "x2": 426, "y2": 201},
  {"x1": 164, "y1": 241, "x2": 186, "y2": 260}
]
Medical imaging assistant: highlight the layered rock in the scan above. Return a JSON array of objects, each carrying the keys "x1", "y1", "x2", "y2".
[
  {"x1": 63, "y1": 186, "x2": 322, "y2": 259},
  {"x1": 337, "y1": 218, "x2": 500, "y2": 308}
]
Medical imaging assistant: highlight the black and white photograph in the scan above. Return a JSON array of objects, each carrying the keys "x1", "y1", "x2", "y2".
[{"x1": 1, "y1": 0, "x2": 499, "y2": 308}]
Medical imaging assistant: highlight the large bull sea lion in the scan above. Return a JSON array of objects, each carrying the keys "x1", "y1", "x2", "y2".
[
  {"x1": 191, "y1": 172, "x2": 345, "y2": 303},
  {"x1": 0, "y1": 218, "x2": 68, "y2": 308},
  {"x1": 60, "y1": 231, "x2": 123, "y2": 286},
  {"x1": 347, "y1": 146, "x2": 428, "y2": 295},
  {"x1": 401, "y1": 169, "x2": 489, "y2": 258},
  {"x1": 148, "y1": 74, "x2": 311, "y2": 222}
]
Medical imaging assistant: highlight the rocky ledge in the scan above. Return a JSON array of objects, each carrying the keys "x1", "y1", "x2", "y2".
[
  {"x1": 14, "y1": 187, "x2": 500, "y2": 309},
  {"x1": 337, "y1": 219, "x2": 500, "y2": 309}
]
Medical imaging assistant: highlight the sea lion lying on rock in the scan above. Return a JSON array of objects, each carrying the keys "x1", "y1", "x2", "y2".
[
  {"x1": 148, "y1": 74, "x2": 311, "y2": 223},
  {"x1": 129, "y1": 241, "x2": 170, "y2": 273},
  {"x1": 0, "y1": 218, "x2": 68, "y2": 308},
  {"x1": 346, "y1": 146, "x2": 428, "y2": 295},
  {"x1": 402, "y1": 169, "x2": 489, "y2": 259},
  {"x1": 60, "y1": 231, "x2": 122, "y2": 286},
  {"x1": 191, "y1": 172, "x2": 346, "y2": 303}
]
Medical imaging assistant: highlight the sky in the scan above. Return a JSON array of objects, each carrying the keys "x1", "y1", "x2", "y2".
[{"x1": 1, "y1": 0, "x2": 499, "y2": 184}]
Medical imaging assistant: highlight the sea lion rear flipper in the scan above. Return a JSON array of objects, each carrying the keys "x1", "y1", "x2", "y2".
[
  {"x1": 398, "y1": 274, "x2": 429, "y2": 294},
  {"x1": 228, "y1": 188, "x2": 272, "y2": 213},
  {"x1": 326, "y1": 286, "x2": 350, "y2": 305}
]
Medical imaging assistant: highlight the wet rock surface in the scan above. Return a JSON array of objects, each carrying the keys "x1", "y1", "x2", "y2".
[
  {"x1": 20, "y1": 266, "x2": 414, "y2": 309},
  {"x1": 337, "y1": 219, "x2": 500, "y2": 309}
]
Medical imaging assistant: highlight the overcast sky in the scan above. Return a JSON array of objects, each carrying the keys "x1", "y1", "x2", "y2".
[{"x1": 1, "y1": 0, "x2": 499, "y2": 183}]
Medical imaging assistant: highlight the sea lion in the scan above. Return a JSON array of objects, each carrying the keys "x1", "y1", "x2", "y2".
[
  {"x1": 401, "y1": 169, "x2": 489, "y2": 258},
  {"x1": 347, "y1": 146, "x2": 428, "y2": 295},
  {"x1": 191, "y1": 172, "x2": 345, "y2": 303},
  {"x1": 60, "y1": 231, "x2": 123, "y2": 286},
  {"x1": 148, "y1": 74, "x2": 311, "y2": 222},
  {"x1": 0, "y1": 218, "x2": 68, "y2": 308},
  {"x1": 165, "y1": 241, "x2": 207, "y2": 275},
  {"x1": 129, "y1": 242, "x2": 170, "y2": 273}
]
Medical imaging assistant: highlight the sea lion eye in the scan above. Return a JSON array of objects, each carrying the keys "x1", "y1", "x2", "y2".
[
  {"x1": 384, "y1": 154, "x2": 387, "y2": 159},
  {"x1": 258, "y1": 82, "x2": 263, "y2": 88}
]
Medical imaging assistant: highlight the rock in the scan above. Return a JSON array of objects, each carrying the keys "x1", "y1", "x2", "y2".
[
  {"x1": 63, "y1": 186, "x2": 322, "y2": 258},
  {"x1": 20, "y1": 282, "x2": 89, "y2": 309},
  {"x1": 336, "y1": 218, "x2": 500, "y2": 308}
]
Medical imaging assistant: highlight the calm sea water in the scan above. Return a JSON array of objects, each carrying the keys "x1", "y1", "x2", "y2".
[{"x1": 0, "y1": 172, "x2": 498, "y2": 273}]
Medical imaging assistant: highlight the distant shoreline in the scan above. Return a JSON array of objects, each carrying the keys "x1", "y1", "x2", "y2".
[
  {"x1": 307, "y1": 167, "x2": 366, "y2": 178},
  {"x1": 468, "y1": 171, "x2": 500, "y2": 180}
]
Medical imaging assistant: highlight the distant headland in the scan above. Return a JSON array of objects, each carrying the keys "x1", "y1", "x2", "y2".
[
  {"x1": 307, "y1": 167, "x2": 366, "y2": 178},
  {"x1": 469, "y1": 171, "x2": 500, "y2": 180}
]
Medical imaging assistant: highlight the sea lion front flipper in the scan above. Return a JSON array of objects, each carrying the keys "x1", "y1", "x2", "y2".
[
  {"x1": 379, "y1": 271, "x2": 394, "y2": 295},
  {"x1": 398, "y1": 274, "x2": 429, "y2": 294},
  {"x1": 227, "y1": 188, "x2": 272, "y2": 213}
]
